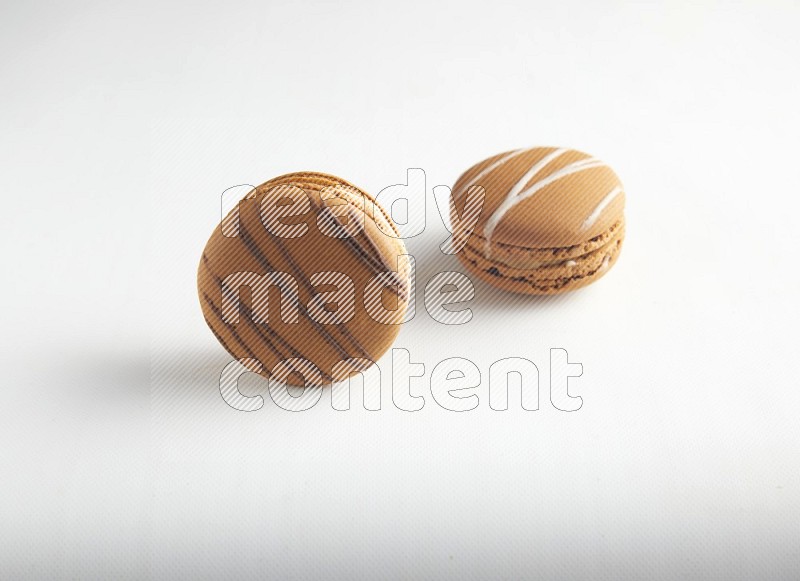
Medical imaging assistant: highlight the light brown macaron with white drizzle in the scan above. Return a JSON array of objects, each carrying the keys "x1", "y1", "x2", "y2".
[{"x1": 451, "y1": 147, "x2": 625, "y2": 294}]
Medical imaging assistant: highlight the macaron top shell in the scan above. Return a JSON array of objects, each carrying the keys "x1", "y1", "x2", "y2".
[
  {"x1": 452, "y1": 147, "x2": 625, "y2": 249},
  {"x1": 198, "y1": 172, "x2": 410, "y2": 385}
]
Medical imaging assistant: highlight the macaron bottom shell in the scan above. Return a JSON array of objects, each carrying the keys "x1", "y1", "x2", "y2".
[{"x1": 457, "y1": 219, "x2": 625, "y2": 295}]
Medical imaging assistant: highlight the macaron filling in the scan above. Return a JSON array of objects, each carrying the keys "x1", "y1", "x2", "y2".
[
  {"x1": 466, "y1": 218, "x2": 624, "y2": 270},
  {"x1": 457, "y1": 219, "x2": 624, "y2": 292}
]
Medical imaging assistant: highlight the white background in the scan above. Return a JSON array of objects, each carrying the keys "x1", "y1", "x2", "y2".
[{"x1": 1, "y1": 0, "x2": 799, "y2": 579}]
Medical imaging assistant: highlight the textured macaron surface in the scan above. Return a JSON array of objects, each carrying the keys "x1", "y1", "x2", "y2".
[
  {"x1": 452, "y1": 147, "x2": 625, "y2": 249},
  {"x1": 198, "y1": 172, "x2": 410, "y2": 385}
]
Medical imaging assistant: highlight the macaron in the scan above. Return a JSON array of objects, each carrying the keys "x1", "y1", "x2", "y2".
[
  {"x1": 198, "y1": 172, "x2": 410, "y2": 387},
  {"x1": 451, "y1": 147, "x2": 625, "y2": 294}
]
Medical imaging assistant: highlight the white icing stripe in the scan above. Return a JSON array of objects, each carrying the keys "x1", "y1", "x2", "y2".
[
  {"x1": 482, "y1": 148, "x2": 569, "y2": 253},
  {"x1": 483, "y1": 155, "x2": 607, "y2": 255},
  {"x1": 504, "y1": 148, "x2": 568, "y2": 201},
  {"x1": 516, "y1": 158, "x2": 605, "y2": 201},
  {"x1": 457, "y1": 148, "x2": 528, "y2": 197},
  {"x1": 582, "y1": 185, "x2": 623, "y2": 230}
]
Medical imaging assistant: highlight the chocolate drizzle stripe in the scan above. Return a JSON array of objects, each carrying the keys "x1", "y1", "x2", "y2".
[
  {"x1": 202, "y1": 290, "x2": 334, "y2": 383},
  {"x1": 237, "y1": 217, "x2": 372, "y2": 362},
  {"x1": 201, "y1": 292, "x2": 263, "y2": 363},
  {"x1": 318, "y1": 206, "x2": 403, "y2": 298},
  {"x1": 202, "y1": 254, "x2": 312, "y2": 365},
  {"x1": 252, "y1": 174, "x2": 401, "y2": 280},
  {"x1": 261, "y1": 227, "x2": 375, "y2": 361}
]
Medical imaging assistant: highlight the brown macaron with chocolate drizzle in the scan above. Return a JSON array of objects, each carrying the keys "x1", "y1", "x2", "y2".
[
  {"x1": 451, "y1": 147, "x2": 626, "y2": 294},
  {"x1": 198, "y1": 172, "x2": 410, "y2": 387}
]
